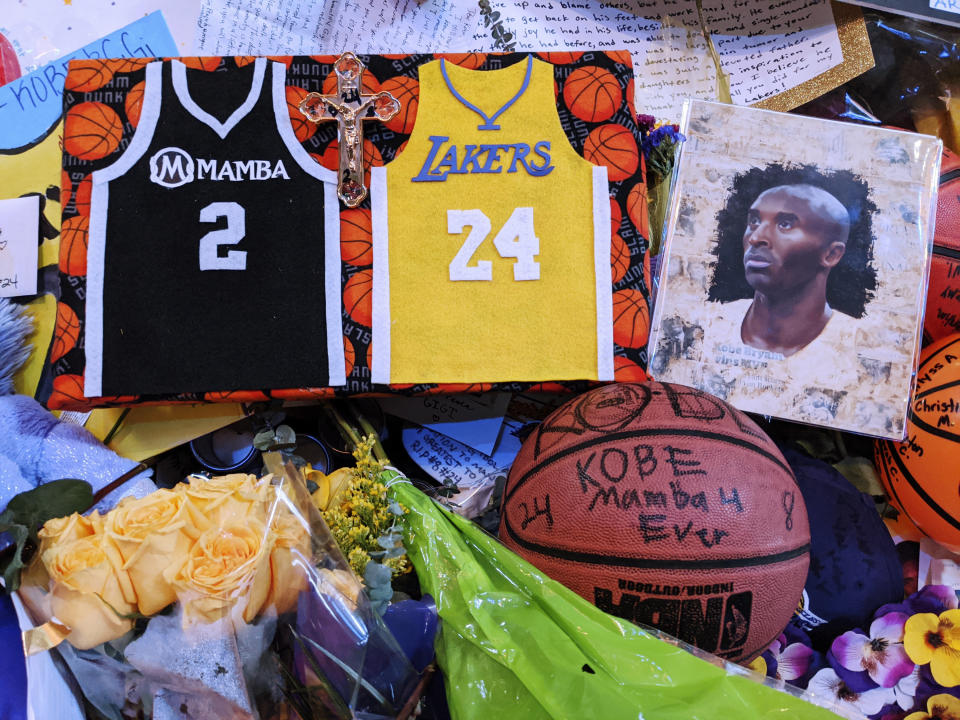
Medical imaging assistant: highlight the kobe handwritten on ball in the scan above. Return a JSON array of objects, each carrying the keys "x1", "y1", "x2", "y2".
[{"x1": 499, "y1": 382, "x2": 810, "y2": 662}]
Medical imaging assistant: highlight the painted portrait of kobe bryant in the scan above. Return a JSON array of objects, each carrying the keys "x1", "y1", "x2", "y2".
[{"x1": 647, "y1": 100, "x2": 940, "y2": 439}]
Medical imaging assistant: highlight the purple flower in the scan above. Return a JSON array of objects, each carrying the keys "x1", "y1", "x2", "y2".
[
  {"x1": 832, "y1": 613, "x2": 915, "y2": 688},
  {"x1": 763, "y1": 632, "x2": 820, "y2": 687},
  {"x1": 892, "y1": 666, "x2": 920, "y2": 711},
  {"x1": 808, "y1": 668, "x2": 896, "y2": 716},
  {"x1": 636, "y1": 114, "x2": 657, "y2": 133},
  {"x1": 875, "y1": 585, "x2": 959, "y2": 619}
]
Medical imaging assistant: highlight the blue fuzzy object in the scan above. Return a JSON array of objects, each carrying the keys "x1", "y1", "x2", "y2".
[{"x1": 0, "y1": 299, "x2": 32, "y2": 396}]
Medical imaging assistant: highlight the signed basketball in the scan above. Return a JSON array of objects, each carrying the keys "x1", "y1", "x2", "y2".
[
  {"x1": 875, "y1": 333, "x2": 960, "y2": 550},
  {"x1": 499, "y1": 382, "x2": 810, "y2": 662}
]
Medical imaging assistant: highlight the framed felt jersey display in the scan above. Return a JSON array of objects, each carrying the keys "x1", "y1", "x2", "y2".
[{"x1": 49, "y1": 52, "x2": 651, "y2": 410}]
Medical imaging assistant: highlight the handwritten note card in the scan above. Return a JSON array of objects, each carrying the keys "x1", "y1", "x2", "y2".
[
  {"x1": 195, "y1": 0, "x2": 479, "y2": 55},
  {"x1": 378, "y1": 392, "x2": 511, "y2": 456},
  {"x1": 702, "y1": 0, "x2": 843, "y2": 105},
  {"x1": 474, "y1": 0, "x2": 844, "y2": 120},
  {"x1": 0, "y1": 196, "x2": 39, "y2": 298},
  {"x1": 0, "y1": 12, "x2": 177, "y2": 151}
]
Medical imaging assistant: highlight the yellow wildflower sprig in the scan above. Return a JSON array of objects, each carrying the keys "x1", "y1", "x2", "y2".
[{"x1": 319, "y1": 433, "x2": 411, "y2": 583}]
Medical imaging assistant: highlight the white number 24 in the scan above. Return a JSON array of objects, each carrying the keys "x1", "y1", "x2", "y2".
[
  {"x1": 198, "y1": 201, "x2": 246, "y2": 271},
  {"x1": 448, "y1": 207, "x2": 540, "y2": 282}
]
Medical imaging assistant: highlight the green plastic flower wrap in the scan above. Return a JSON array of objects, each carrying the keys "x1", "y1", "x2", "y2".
[{"x1": 385, "y1": 471, "x2": 857, "y2": 720}]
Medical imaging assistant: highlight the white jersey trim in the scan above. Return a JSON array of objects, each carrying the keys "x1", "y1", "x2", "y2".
[
  {"x1": 270, "y1": 62, "x2": 337, "y2": 184},
  {"x1": 85, "y1": 60, "x2": 164, "y2": 398},
  {"x1": 324, "y1": 180, "x2": 346, "y2": 386},
  {"x1": 270, "y1": 60, "x2": 342, "y2": 387},
  {"x1": 172, "y1": 58, "x2": 266, "y2": 140},
  {"x1": 370, "y1": 166, "x2": 390, "y2": 385},
  {"x1": 593, "y1": 165, "x2": 614, "y2": 381}
]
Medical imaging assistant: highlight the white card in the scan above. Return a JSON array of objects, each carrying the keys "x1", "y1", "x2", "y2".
[{"x1": 0, "y1": 196, "x2": 39, "y2": 298}]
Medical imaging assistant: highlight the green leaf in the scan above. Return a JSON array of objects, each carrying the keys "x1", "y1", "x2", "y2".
[
  {"x1": 1, "y1": 523, "x2": 29, "y2": 592},
  {"x1": 833, "y1": 456, "x2": 886, "y2": 497},
  {"x1": 253, "y1": 429, "x2": 277, "y2": 451},
  {"x1": 5, "y1": 479, "x2": 93, "y2": 529},
  {"x1": 274, "y1": 425, "x2": 296, "y2": 446},
  {"x1": 0, "y1": 479, "x2": 93, "y2": 593}
]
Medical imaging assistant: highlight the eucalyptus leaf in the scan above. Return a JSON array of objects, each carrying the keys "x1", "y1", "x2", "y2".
[
  {"x1": 833, "y1": 455, "x2": 886, "y2": 497},
  {"x1": 253, "y1": 429, "x2": 277, "y2": 451},
  {"x1": 274, "y1": 425, "x2": 296, "y2": 446}
]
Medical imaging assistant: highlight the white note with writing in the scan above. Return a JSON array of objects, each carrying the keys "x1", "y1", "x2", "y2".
[
  {"x1": 0, "y1": 196, "x2": 38, "y2": 298},
  {"x1": 194, "y1": 0, "x2": 479, "y2": 55},
  {"x1": 702, "y1": 0, "x2": 843, "y2": 105},
  {"x1": 379, "y1": 392, "x2": 511, "y2": 456},
  {"x1": 474, "y1": 0, "x2": 842, "y2": 120}
]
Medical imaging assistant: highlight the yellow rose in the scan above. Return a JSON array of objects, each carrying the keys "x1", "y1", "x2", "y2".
[
  {"x1": 105, "y1": 489, "x2": 210, "y2": 615},
  {"x1": 265, "y1": 504, "x2": 311, "y2": 614},
  {"x1": 42, "y1": 534, "x2": 137, "y2": 650},
  {"x1": 177, "y1": 473, "x2": 270, "y2": 525},
  {"x1": 171, "y1": 519, "x2": 273, "y2": 624}
]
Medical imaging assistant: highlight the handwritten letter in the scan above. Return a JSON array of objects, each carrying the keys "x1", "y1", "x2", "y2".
[
  {"x1": 473, "y1": 0, "x2": 843, "y2": 120},
  {"x1": 195, "y1": 0, "x2": 479, "y2": 55},
  {"x1": 0, "y1": 196, "x2": 39, "y2": 298}
]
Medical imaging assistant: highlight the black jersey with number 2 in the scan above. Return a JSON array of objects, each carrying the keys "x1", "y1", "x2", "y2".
[{"x1": 85, "y1": 58, "x2": 344, "y2": 397}]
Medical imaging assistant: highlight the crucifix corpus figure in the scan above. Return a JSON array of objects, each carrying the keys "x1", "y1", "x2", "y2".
[{"x1": 298, "y1": 52, "x2": 400, "y2": 207}]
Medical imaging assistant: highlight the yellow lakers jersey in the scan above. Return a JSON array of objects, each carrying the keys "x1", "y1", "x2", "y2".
[{"x1": 370, "y1": 55, "x2": 613, "y2": 384}]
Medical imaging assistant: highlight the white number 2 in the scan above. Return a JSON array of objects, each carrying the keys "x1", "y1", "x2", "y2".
[
  {"x1": 448, "y1": 207, "x2": 540, "y2": 282},
  {"x1": 199, "y1": 202, "x2": 246, "y2": 271}
]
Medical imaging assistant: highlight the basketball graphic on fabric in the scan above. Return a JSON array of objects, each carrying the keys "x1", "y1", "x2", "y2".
[
  {"x1": 613, "y1": 355, "x2": 648, "y2": 382},
  {"x1": 611, "y1": 232, "x2": 630, "y2": 284},
  {"x1": 74, "y1": 175, "x2": 92, "y2": 216},
  {"x1": 64, "y1": 102, "x2": 123, "y2": 161},
  {"x1": 344, "y1": 336, "x2": 356, "y2": 378},
  {"x1": 924, "y1": 147, "x2": 960, "y2": 344},
  {"x1": 612, "y1": 288, "x2": 649, "y2": 348},
  {"x1": 536, "y1": 52, "x2": 583, "y2": 64},
  {"x1": 286, "y1": 85, "x2": 317, "y2": 142},
  {"x1": 341, "y1": 209, "x2": 373, "y2": 267},
  {"x1": 107, "y1": 58, "x2": 151, "y2": 73},
  {"x1": 499, "y1": 382, "x2": 810, "y2": 662},
  {"x1": 52, "y1": 302, "x2": 81, "y2": 363},
  {"x1": 343, "y1": 269, "x2": 373, "y2": 327},
  {"x1": 125, "y1": 80, "x2": 145, "y2": 128},
  {"x1": 46, "y1": 374, "x2": 89, "y2": 410},
  {"x1": 381, "y1": 75, "x2": 418, "y2": 134},
  {"x1": 443, "y1": 53, "x2": 487, "y2": 69},
  {"x1": 61, "y1": 171, "x2": 73, "y2": 210},
  {"x1": 64, "y1": 60, "x2": 115, "y2": 92},
  {"x1": 178, "y1": 57, "x2": 221, "y2": 71},
  {"x1": 626, "y1": 180, "x2": 649, "y2": 238},
  {"x1": 875, "y1": 334, "x2": 960, "y2": 550},
  {"x1": 235, "y1": 56, "x2": 256, "y2": 68},
  {"x1": 563, "y1": 66, "x2": 622, "y2": 124},
  {"x1": 583, "y1": 124, "x2": 639, "y2": 182},
  {"x1": 610, "y1": 197, "x2": 622, "y2": 232},
  {"x1": 59, "y1": 215, "x2": 89, "y2": 276}
]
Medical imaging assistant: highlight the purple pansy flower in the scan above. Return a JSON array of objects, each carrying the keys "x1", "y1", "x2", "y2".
[
  {"x1": 764, "y1": 632, "x2": 821, "y2": 687},
  {"x1": 808, "y1": 668, "x2": 896, "y2": 716},
  {"x1": 832, "y1": 613, "x2": 915, "y2": 688},
  {"x1": 875, "y1": 586, "x2": 959, "y2": 619}
]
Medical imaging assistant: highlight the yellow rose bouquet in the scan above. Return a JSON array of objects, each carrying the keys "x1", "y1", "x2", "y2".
[{"x1": 13, "y1": 464, "x2": 422, "y2": 720}]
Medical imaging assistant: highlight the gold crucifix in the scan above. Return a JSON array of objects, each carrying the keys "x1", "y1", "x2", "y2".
[{"x1": 299, "y1": 52, "x2": 400, "y2": 207}]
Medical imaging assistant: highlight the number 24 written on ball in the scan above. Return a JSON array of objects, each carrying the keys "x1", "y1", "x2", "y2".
[{"x1": 448, "y1": 207, "x2": 540, "y2": 282}]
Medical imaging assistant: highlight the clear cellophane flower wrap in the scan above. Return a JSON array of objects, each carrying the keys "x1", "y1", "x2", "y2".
[{"x1": 16, "y1": 462, "x2": 420, "y2": 720}]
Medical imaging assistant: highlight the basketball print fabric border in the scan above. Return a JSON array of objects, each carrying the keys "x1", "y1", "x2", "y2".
[{"x1": 50, "y1": 51, "x2": 650, "y2": 410}]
